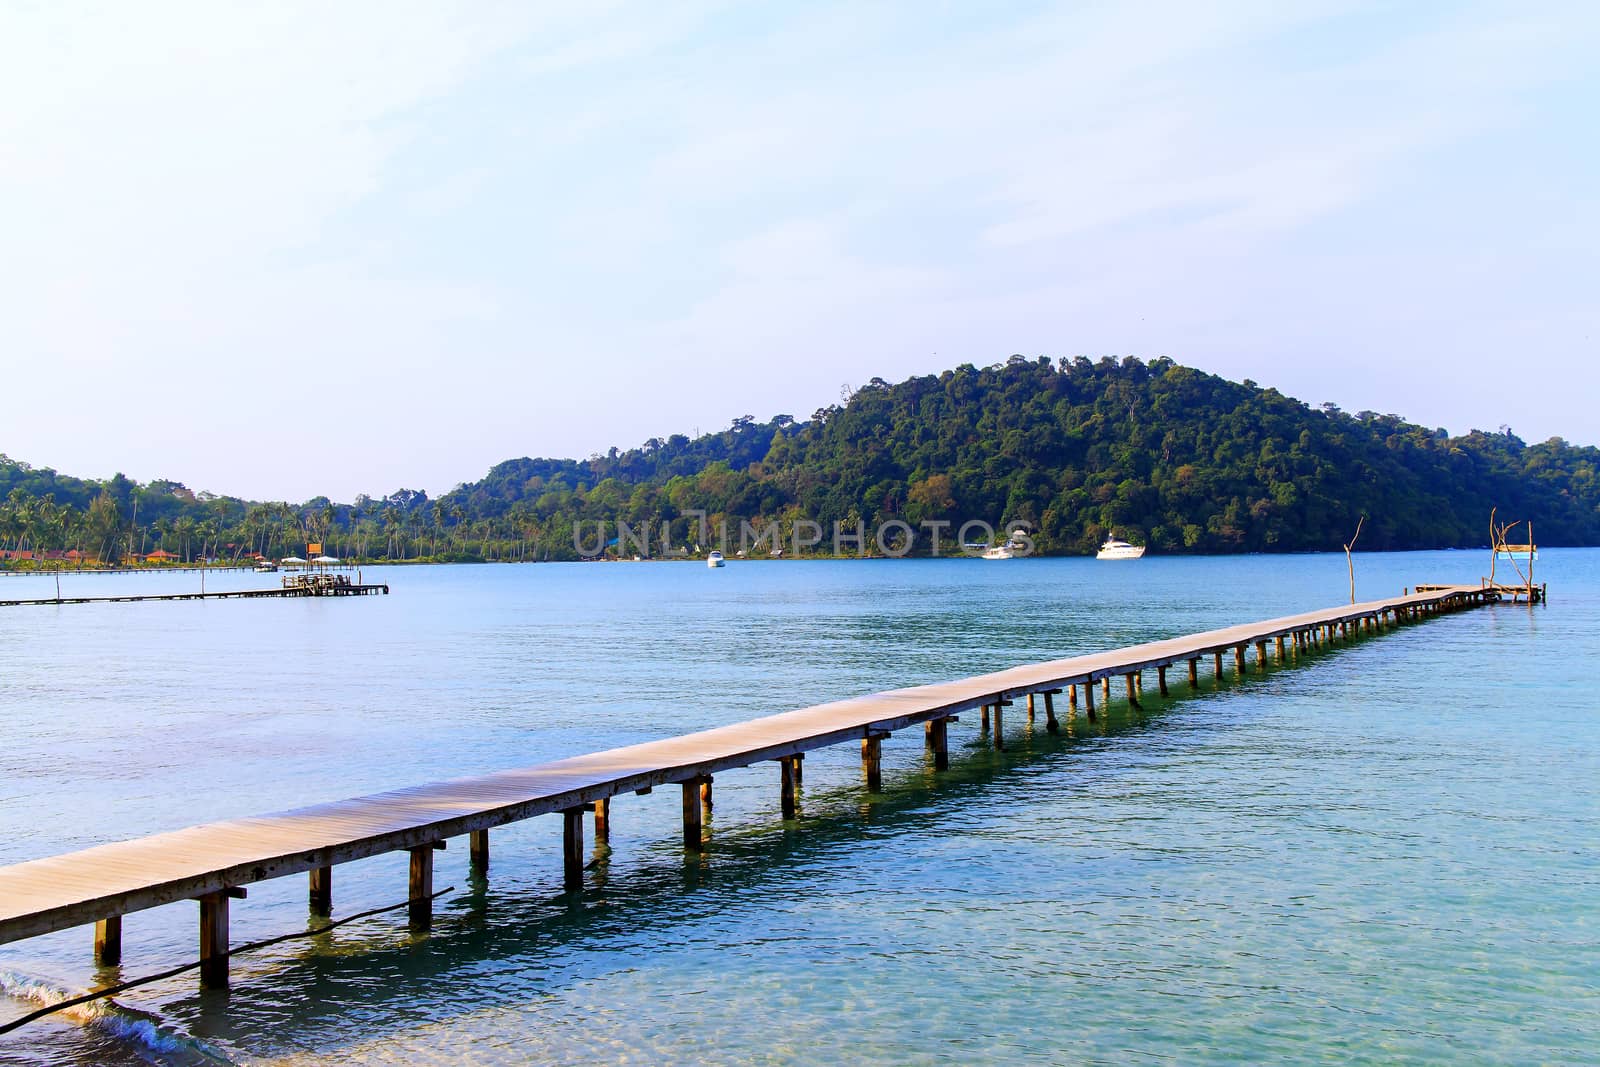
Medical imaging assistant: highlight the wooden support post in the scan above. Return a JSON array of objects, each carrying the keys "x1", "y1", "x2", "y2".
[
  {"x1": 1101, "y1": 677, "x2": 1110, "y2": 703},
  {"x1": 793, "y1": 752, "x2": 804, "y2": 787},
  {"x1": 1157, "y1": 665, "x2": 1169, "y2": 695},
  {"x1": 928, "y1": 716, "x2": 947, "y2": 767},
  {"x1": 592, "y1": 799, "x2": 609, "y2": 844},
  {"x1": 1188, "y1": 658, "x2": 1199, "y2": 688},
  {"x1": 408, "y1": 846, "x2": 434, "y2": 931},
  {"x1": 1025, "y1": 692, "x2": 1035, "y2": 723},
  {"x1": 1213, "y1": 651, "x2": 1223, "y2": 679},
  {"x1": 94, "y1": 915, "x2": 122, "y2": 967},
  {"x1": 1275, "y1": 635, "x2": 1286, "y2": 662},
  {"x1": 1233, "y1": 646, "x2": 1245, "y2": 675},
  {"x1": 929, "y1": 716, "x2": 950, "y2": 770},
  {"x1": 864, "y1": 733, "x2": 886, "y2": 785},
  {"x1": 470, "y1": 828, "x2": 490, "y2": 872},
  {"x1": 1084, "y1": 678, "x2": 1097, "y2": 721},
  {"x1": 1124, "y1": 673, "x2": 1140, "y2": 708},
  {"x1": 780, "y1": 757, "x2": 798, "y2": 816},
  {"x1": 1068, "y1": 684, "x2": 1078, "y2": 710},
  {"x1": 1043, "y1": 690, "x2": 1059, "y2": 733},
  {"x1": 980, "y1": 704, "x2": 990, "y2": 731},
  {"x1": 701, "y1": 775, "x2": 714, "y2": 816},
  {"x1": 681, "y1": 781, "x2": 703, "y2": 852},
  {"x1": 1134, "y1": 672, "x2": 1143, "y2": 695},
  {"x1": 1256, "y1": 640, "x2": 1268, "y2": 671},
  {"x1": 562, "y1": 807, "x2": 585, "y2": 890},
  {"x1": 309, "y1": 865, "x2": 332, "y2": 915},
  {"x1": 198, "y1": 891, "x2": 229, "y2": 989}
]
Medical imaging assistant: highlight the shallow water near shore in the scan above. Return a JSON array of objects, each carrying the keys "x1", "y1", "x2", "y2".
[{"x1": 1, "y1": 551, "x2": 1596, "y2": 1065}]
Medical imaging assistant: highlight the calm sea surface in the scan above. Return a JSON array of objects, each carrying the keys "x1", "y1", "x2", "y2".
[{"x1": 0, "y1": 552, "x2": 1595, "y2": 1065}]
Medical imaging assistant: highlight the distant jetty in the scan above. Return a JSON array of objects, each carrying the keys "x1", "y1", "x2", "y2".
[{"x1": 0, "y1": 573, "x2": 388, "y2": 607}]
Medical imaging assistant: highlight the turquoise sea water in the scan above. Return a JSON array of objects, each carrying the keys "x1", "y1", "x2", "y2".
[{"x1": 0, "y1": 552, "x2": 1595, "y2": 1065}]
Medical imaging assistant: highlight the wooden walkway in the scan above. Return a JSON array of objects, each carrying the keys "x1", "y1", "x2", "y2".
[
  {"x1": 0, "y1": 584, "x2": 1492, "y2": 988},
  {"x1": 0, "y1": 581, "x2": 388, "y2": 607}
]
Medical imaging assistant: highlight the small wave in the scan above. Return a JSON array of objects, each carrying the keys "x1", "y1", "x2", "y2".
[{"x1": 0, "y1": 968, "x2": 235, "y2": 1064}]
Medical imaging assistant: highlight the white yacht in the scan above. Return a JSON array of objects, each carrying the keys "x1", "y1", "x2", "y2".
[
  {"x1": 1096, "y1": 535, "x2": 1145, "y2": 560},
  {"x1": 981, "y1": 544, "x2": 1014, "y2": 560},
  {"x1": 706, "y1": 551, "x2": 726, "y2": 568}
]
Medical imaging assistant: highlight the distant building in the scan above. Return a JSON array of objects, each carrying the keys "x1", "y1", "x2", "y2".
[{"x1": 145, "y1": 549, "x2": 180, "y2": 563}]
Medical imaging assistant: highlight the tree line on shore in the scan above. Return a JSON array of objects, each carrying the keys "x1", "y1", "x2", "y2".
[{"x1": 3, "y1": 356, "x2": 1597, "y2": 565}]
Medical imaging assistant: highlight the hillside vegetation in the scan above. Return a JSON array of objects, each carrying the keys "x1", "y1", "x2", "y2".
[{"x1": 4, "y1": 356, "x2": 1597, "y2": 562}]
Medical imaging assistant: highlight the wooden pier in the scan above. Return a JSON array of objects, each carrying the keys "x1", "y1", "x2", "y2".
[
  {"x1": 0, "y1": 585, "x2": 1494, "y2": 990},
  {"x1": 0, "y1": 573, "x2": 388, "y2": 607}
]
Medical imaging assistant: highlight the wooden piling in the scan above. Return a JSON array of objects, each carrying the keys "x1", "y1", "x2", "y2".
[
  {"x1": 1234, "y1": 646, "x2": 1245, "y2": 675},
  {"x1": 1084, "y1": 677, "x2": 1097, "y2": 721},
  {"x1": 701, "y1": 776, "x2": 714, "y2": 816},
  {"x1": 1026, "y1": 692, "x2": 1036, "y2": 723},
  {"x1": 793, "y1": 752, "x2": 804, "y2": 787},
  {"x1": 1213, "y1": 651, "x2": 1223, "y2": 679},
  {"x1": 1187, "y1": 658, "x2": 1199, "y2": 688},
  {"x1": 309, "y1": 865, "x2": 332, "y2": 915},
  {"x1": 593, "y1": 799, "x2": 609, "y2": 844},
  {"x1": 1125, "y1": 673, "x2": 1140, "y2": 708},
  {"x1": 1101, "y1": 677, "x2": 1111, "y2": 703},
  {"x1": 563, "y1": 807, "x2": 585, "y2": 889},
  {"x1": 1157, "y1": 665, "x2": 1169, "y2": 695},
  {"x1": 1043, "y1": 689, "x2": 1059, "y2": 733},
  {"x1": 680, "y1": 781, "x2": 703, "y2": 851},
  {"x1": 198, "y1": 891, "x2": 229, "y2": 989},
  {"x1": 864, "y1": 734, "x2": 885, "y2": 786},
  {"x1": 1275, "y1": 635, "x2": 1286, "y2": 662},
  {"x1": 929, "y1": 716, "x2": 950, "y2": 771},
  {"x1": 780, "y1": 757, "x2": 798, "y2": 817},
  {"x1": 1256, "y1": 640, "x2": 1268, "y2": 671},
  {"x1": 980, "y1": 704, "x2": 990, "y2": 731},
  {"x1": 94, "y1": 915, "x2": 121, "y2": 967},
  {"x1": 408, "y1": 846, "x2": 433, "y2": 931},
  {"x1": 470, "y1": 828, "x2": 490, "y2": 872}
]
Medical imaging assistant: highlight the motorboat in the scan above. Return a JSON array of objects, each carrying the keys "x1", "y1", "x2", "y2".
[
  {"x1": 706, "y1": 551, "x2": 726, "y2": 568},
  {"x1": 981, "y1": 544, "x2": 1014, "y2": 560},
  {"x1": 254, "y1": 559, "x2": 278, "y2": 572},
  {"x1": 1096, "y1": 536, "x2": 1145, "y2": 560}
]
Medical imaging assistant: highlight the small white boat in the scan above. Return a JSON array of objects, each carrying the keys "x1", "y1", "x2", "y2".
[
  {"x1": 254, "y1": 559, "x2": 278, "y2": 572},
  {"x1": 706, "y1": 551, "x2": 726, "y2": 568},
  {"x1": 1096, "y1": 536, "x2": 1145, "y2": 560},
  {"x1": 981, "y1": 544, "x2": 1014, "y2": 560}
]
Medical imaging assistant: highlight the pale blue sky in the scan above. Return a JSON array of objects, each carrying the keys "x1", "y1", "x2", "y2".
[{"x1": 2, "y1": 2, "x2": 1596, "y2": 501}]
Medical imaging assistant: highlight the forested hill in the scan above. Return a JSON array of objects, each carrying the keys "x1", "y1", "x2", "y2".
[
  {"x1": 4, "y1": 356, "x2": 1598, "y2": 561},
  {"x1": 440, "y1": 355, "x2": 1600, "y2": 555}
]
